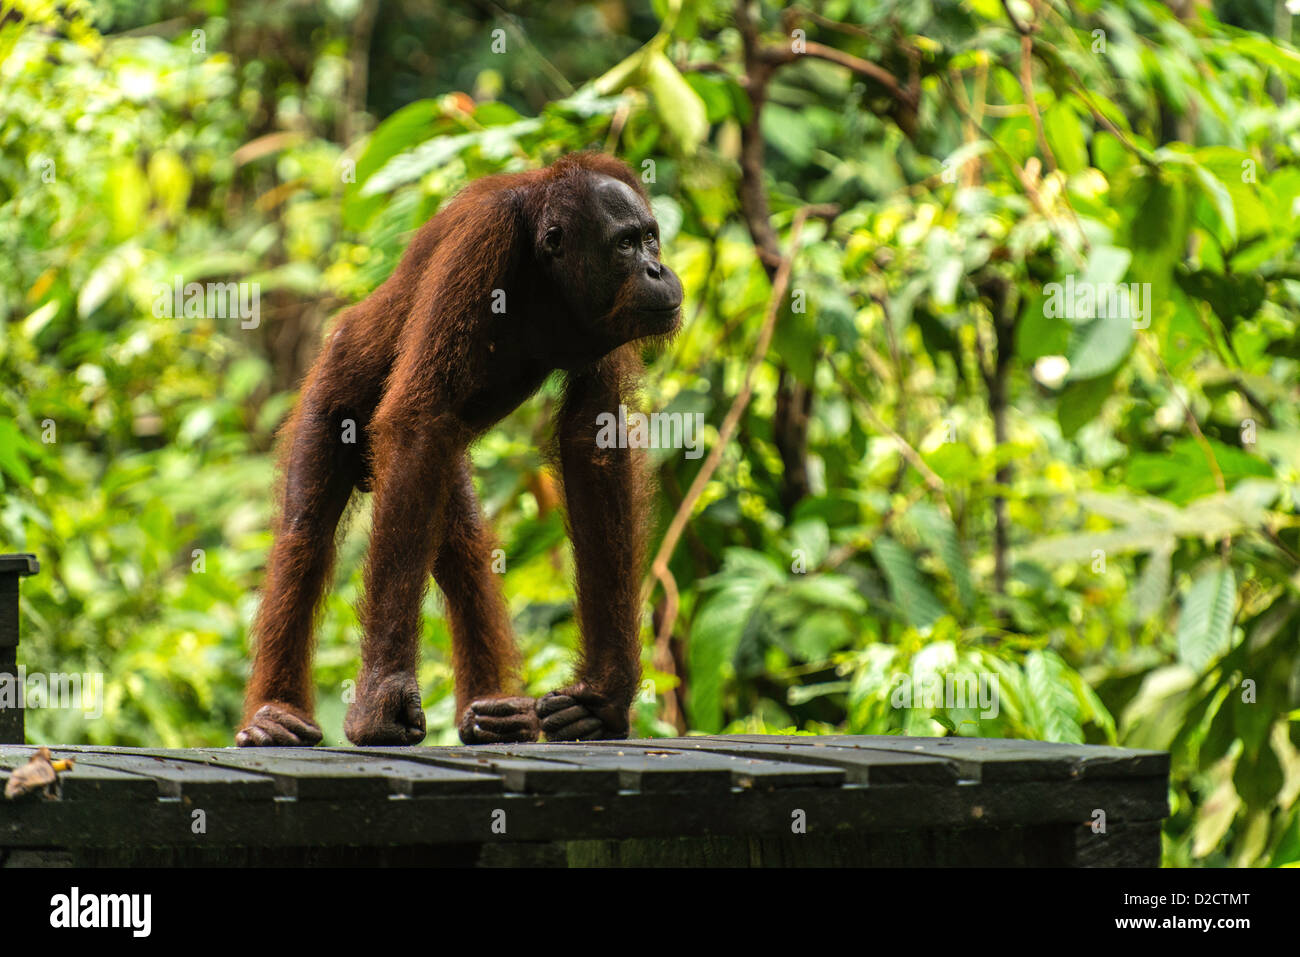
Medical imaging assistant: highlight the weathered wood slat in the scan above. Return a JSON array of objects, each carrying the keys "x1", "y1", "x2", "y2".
[
  {"x1": 78, "y1": 748, "x2": 385, "y2": 800},
  {"x1": 0, "y1": 777, "x2": 1169, "y2": 849},
  {"x1": 192, "y1": 747, "x2": 505, "y2": 798},
  {"x1": 0, "y1": 555, "x2": 37, "y2": 745},
  {"x1": 564, "y1": 825, "x2": 1078, "y2": 867},
  {"x1": 1073, "y1": 820, "x2": 1164, "y2": 867},
  {"x1": 468, "y1": 743, "x2": 846, "y2": 790},
  {"x1": 0, "y1": 735, "x2": 1171, "y2": 866},
  {"x1": 582, "y1": 738, "x2": 960, "y2": 785},
  {"x1": 338, "y1": 746, "x2": 620, "y2": 795},
  {"x1": 49, "y1": 750, "x2": 279, "y2": 802},
  {"x1": 716, "y1": 735, "x2": 1169, "y2": 781},
  {"x1": 94, "y1": 747, "x2": 502, "y2": 799}
]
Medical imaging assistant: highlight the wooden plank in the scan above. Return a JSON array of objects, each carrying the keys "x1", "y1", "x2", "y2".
[
  {"x1": 0, "y1": 554, "x2": 38, "y2": 577},
  {"x1": 0, "y1": 776, "x2": 1170, "y2": 850},
  {"x1": 1073, "y1": 820, "x2": 1163, "y2": 867},
  {"x1": 565, "y1": 824, "x2": 1081, "y2": 867},
  {"x1": 715, "y1": 735, "x2": 1169, "y2": 782},
  {"x1": 186, "y1": 748, "x2": 504, "y2": 798},
  {"x1": 0, "y1": 747, "x2": 156, "y2": 802},
  {"x1": 479, "y1": 743, "x2": 844, "y2": 790},
  {"x1": 339, "y1": 747, "x2": 620, "y2": 795},
  {"x1": 0, "y1": 735, "x2": 1170, "y2": 866},
  {"x1": 583, "y1": 738, "x2": 959, "y2": 785},
  {"x1": 39, "y1": 745, "x2": 356, "y2": 801},
  {"x1": 0, "y1": 576, "x2": 17, "y2": 649},
  {"x1": 97, "y1": 747, "x2": 500, "y2": 799},
  {"x1": 0, "y1": 646, "x2": 21, "y2": 744},
  {"x1": 56, "y1": 750, "x2": 278, "y2": 803}
]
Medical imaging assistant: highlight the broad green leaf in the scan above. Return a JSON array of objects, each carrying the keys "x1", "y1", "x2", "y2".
[
  {"x1": 1057, "y1": 372, "x2": 1115, "y2": 437},
  {"x1": 1198, "y1": 685, "x2": 1236, "y2": 771},
  {"x1": 787, "y1": 518, "x2": 830, "y2": 570},
  {"x1": 361, "y1": 120, "x2": 542, "y2": 197},
  {"x1": 1175, "y1": 565, "x2": 1237, "y2": 673},
  {"x1": 788, "y1": 610, "x2": 854, "y2": 661},
  {"x1": 1131, "y1": 542, "x2": 1173, "y2": 624},
  {"x1": 688, "y1": 574, "x2": 771, "y2": 732},
  {"x1": 1016, "y1": 292, "x2": 1069, "y2": 361},
  {"x1": 505, "y1": 511, "x2": 567, "y2": 568},
  {"x1": 684, "y1": 72, "x2": 735, "y2": 124},
  {"x1": 1126, "y1": 439, "x2": 1272, "y2": 505},
  {"x1": 872, "y1": 536, "x2": 945, "y2": 630},
  {"x1": 1065, "y1": 309, "x2": 1133, "y2": 381},
  {"x1": 1175, "y1": 269, "x2": 1265, "y2": 330},
  {"x1": 1192, "y1": 776, "x2": 1240, "y2": 857},
  {"x1": 1123, "y1": 172, "x2": 1190, "y2": 289},
  {"x1": 1190, "y1": 163, "x2": 1236, "y2": 244},
  {"x1": 344, "y1": 99, "x2": 442, "y2": 228},
  {"x1": 1018, "y1": 527, "x2": 1174, "y2": 564},
  {"x1": 906, "y1": 503, "x2": 974, "y2": 611},
  {"x1": 1081, "y1": 245, "x2": 1132, "y2": 288},
  {"x1": 0, "y1": 420, "x2": 33, "y2": 484},
  {"x1": 644, "y1": 51, "x2": 709, "y2": 155},
  {"x1": 1024, "y1": 650, "x2": 1085, "y2": 743},
  {"x1": 762, "y1": 103, "x2": 814, "y2": 165},
  {"x1": 785, "y1": 574, "x2": 867, "y2": 614},
  {"x1": 1234, "y1": 740, "x2": 1283, "y2": 809},
  {"x1": 1044, "y1": 100, "x2": 1088, "y2": 175}
]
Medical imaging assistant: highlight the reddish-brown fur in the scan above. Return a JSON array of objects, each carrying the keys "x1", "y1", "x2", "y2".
[{"x1": 237, "y1": 153, "x2": 682, "y2": 747}]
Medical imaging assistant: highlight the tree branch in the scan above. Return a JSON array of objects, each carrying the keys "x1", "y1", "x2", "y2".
[{"x1": 643, "y1": 207, "x2": 815, "y2": 664}]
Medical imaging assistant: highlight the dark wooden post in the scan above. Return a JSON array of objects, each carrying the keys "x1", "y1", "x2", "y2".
[{"x1": 0, "y1": 553, "x2": 39, "y2": 744}]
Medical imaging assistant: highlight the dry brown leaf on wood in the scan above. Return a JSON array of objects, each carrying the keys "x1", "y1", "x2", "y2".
[{"x1": 3, "y1": 747, "x2": 75, "y2": 800}]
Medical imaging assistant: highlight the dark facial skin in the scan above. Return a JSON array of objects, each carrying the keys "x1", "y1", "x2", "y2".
[{"x1": 542, "y1": 174, "x2": 683, "y2": 349}]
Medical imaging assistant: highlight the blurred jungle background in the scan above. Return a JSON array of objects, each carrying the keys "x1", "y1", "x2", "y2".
[{"x1": 3, "y1": 0, "x2": 1300, "y2": 866}]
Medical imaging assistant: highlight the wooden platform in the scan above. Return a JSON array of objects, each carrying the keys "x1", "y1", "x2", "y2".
[{"x1": 0, "y1": 735, "x2": 1169, "y2": 867}]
